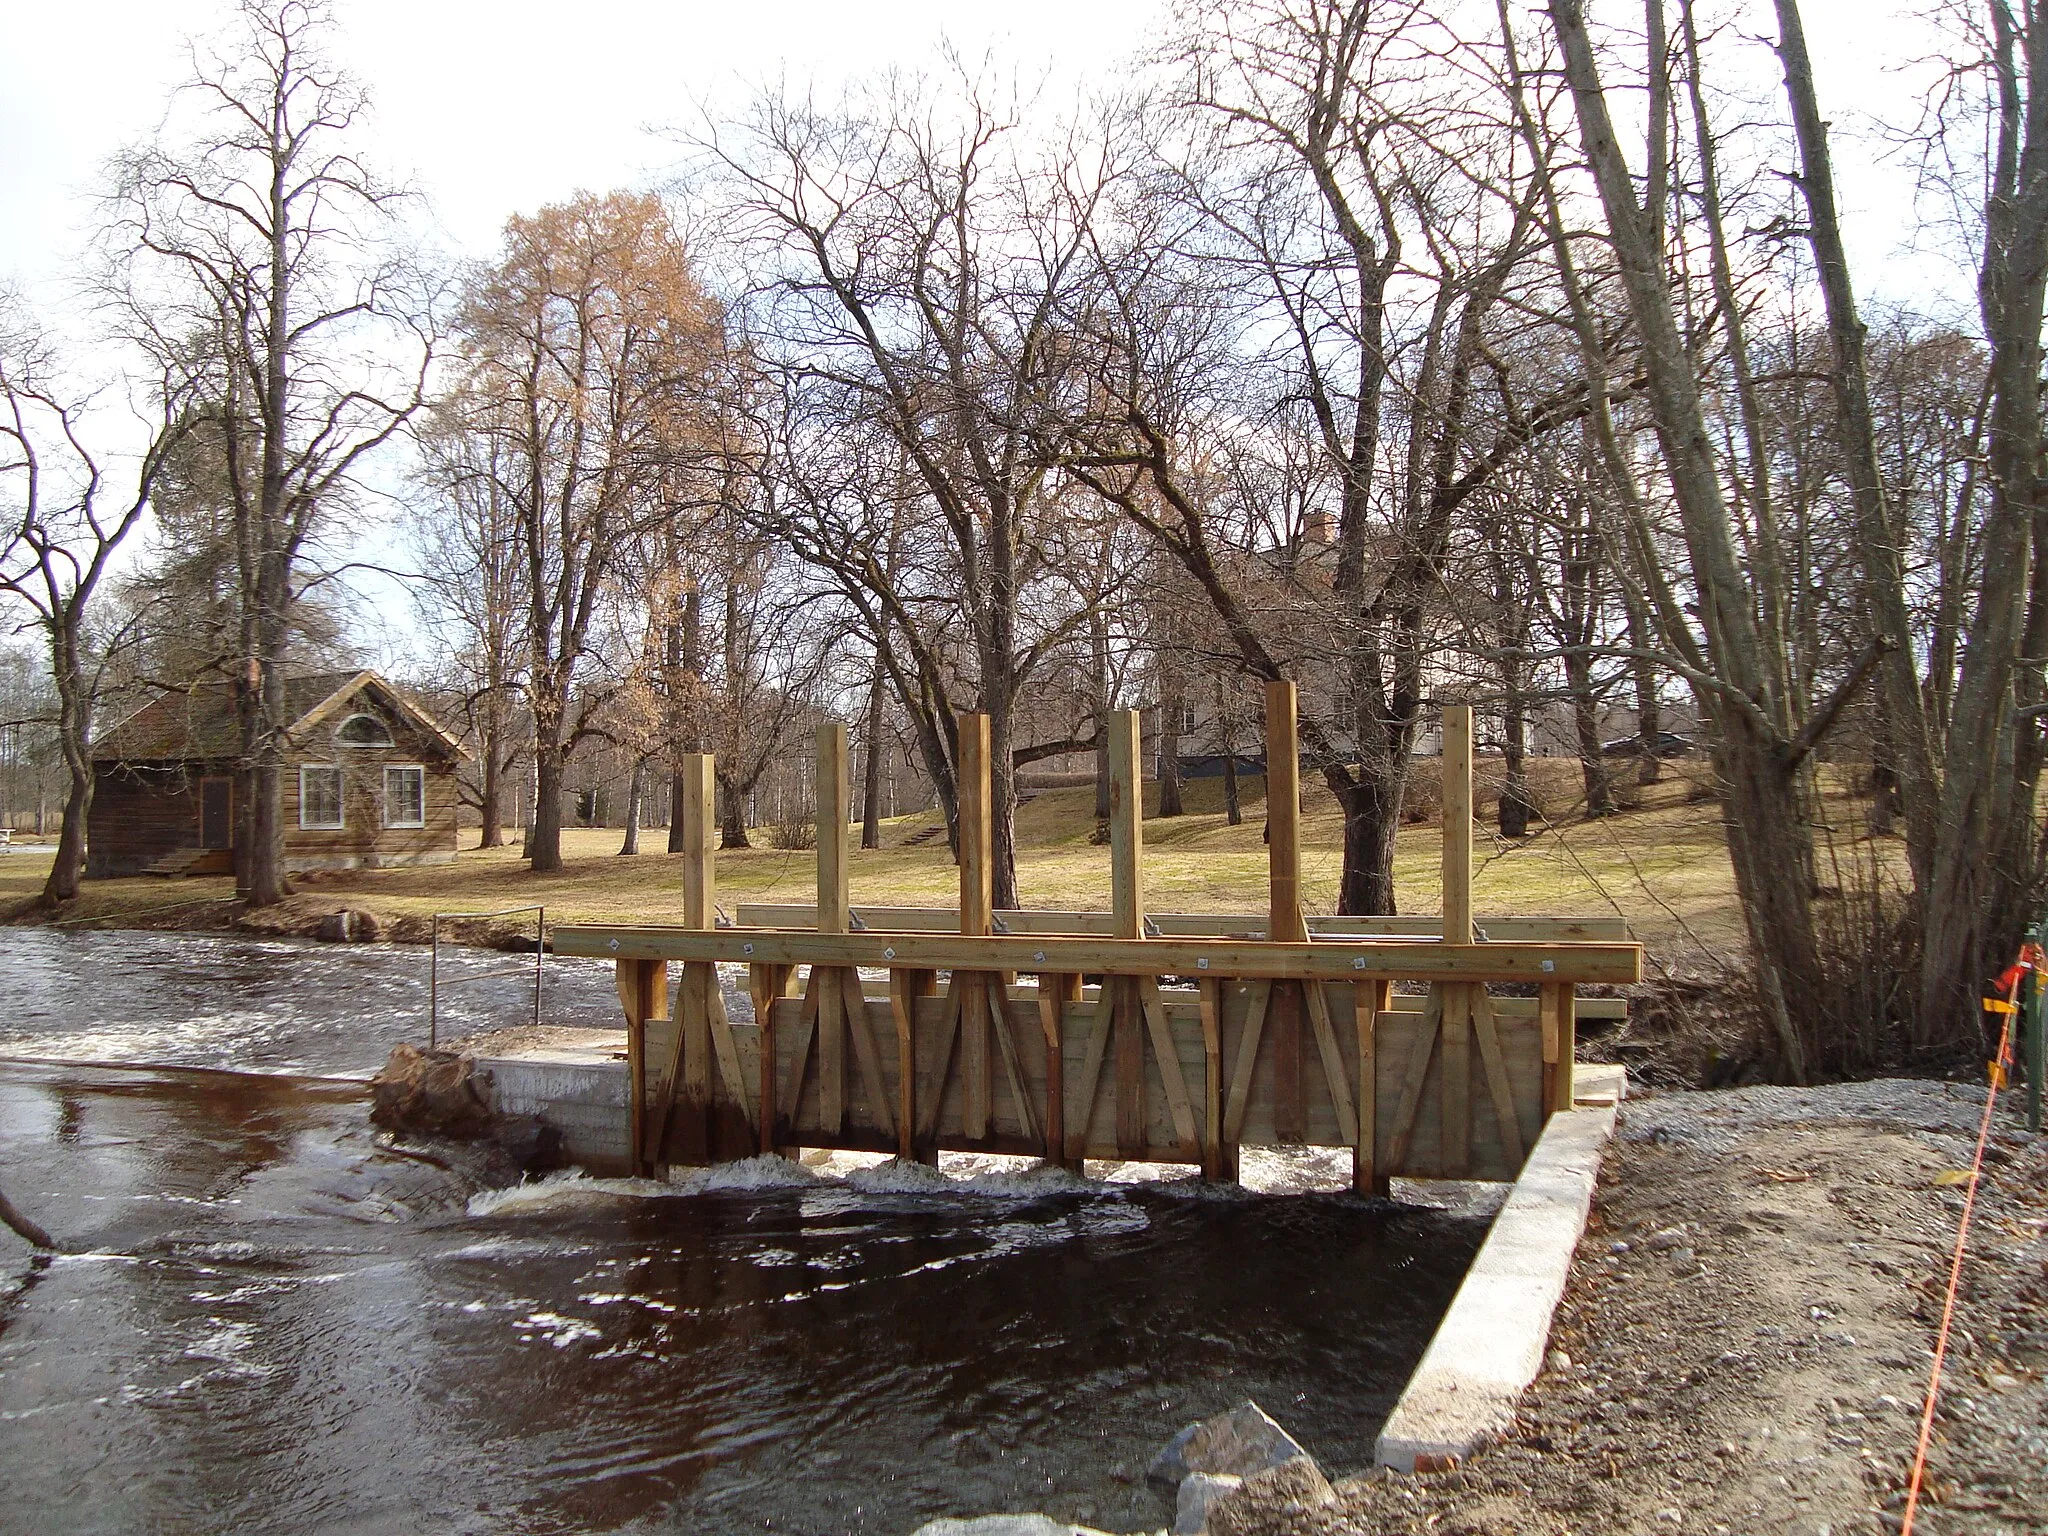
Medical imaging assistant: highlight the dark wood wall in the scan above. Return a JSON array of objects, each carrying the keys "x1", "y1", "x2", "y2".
[{"x1": 86, "y1": 765, "x2": 211, "y2": 878}]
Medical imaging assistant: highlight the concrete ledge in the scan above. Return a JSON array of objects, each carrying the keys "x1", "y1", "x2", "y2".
[
  {"x1": 1374, "y1": 1102, "x2": 1618, "y2": 1471},
  {"x1": 477, "y1": 1054, "x2": 631, "y2": 1171}
]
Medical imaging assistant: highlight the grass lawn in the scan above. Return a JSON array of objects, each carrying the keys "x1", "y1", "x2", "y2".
[{"x1": 0, "y1": 758, "x2": 1897, "y2": 969}]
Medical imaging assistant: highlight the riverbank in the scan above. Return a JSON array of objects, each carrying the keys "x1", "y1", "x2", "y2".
[
  {"x1": 2, "y1": 764, "x2": 1887, "y2": 963},
  {"x1": 1214, "y1": 1079, "x2": 2048, "y2": 1536}
]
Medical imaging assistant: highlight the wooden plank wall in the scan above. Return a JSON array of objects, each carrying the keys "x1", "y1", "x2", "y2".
[
  {"x1": 645, "y1": 980, "x2": 1550, "y2": 1183},
  {"x1": 615, "y1": 701, "x2": 1617, "y2": 1186}
]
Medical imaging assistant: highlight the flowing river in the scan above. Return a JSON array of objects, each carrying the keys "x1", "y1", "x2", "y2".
[{"x1": 0, "y1": 929, "x2": 1489, "y2": 1535}]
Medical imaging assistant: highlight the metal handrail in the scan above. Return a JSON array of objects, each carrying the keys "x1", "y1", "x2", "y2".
[{"x1": 429, "y1": 905, "x2": 545, "y2": 1049}]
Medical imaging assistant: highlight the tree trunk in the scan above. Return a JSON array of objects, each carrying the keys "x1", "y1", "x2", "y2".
[
  {"x1": 1623, "y1": 596, "x2": 1664, "y2": 787},
  {"x1": 618, "y1": 759, "x2": 644, "y2": 855},
  {"x1": 718, "y1": 766, "x2": 751, "y2": 849},
  {"x1": 861, "y1": 664, "x2": 886, "y2": 850},
  {"x1": 1918, "y1": 0, "x2": 2048, "y2": 1050},
  {"x1": 1334, "y1": 772, "x2": 1403, "y2": 915},
  {"x1": 1499, "y1": 697, "x2": 1535, "y2": 838},
  {"x1": 44, "y1": 773, "x2": 88, "y2": 904},
  {"x1": 667, "y1": 584, "x2": 705, "y2": 854},
  {"x1": 41, "y1": 641, "x2": 91, "y2": 905},
  {"x1": 1775, "y1": 0, "x2": 1938, "y2": 894},
  {"x1": 1550, "y1": 0, "x2": 1821, "y2": 1078},
  {"x1": 246, "y1": 759, "x2": 287, "y2": 904},
  {"x1": 476, "y1": 702, "x2": 506, "y2": 848},
  {"x1": 1156, "y1": 694, "x2": 1184, "y2": 818},
  {"x1": 1222, "y1": 748, "x2": 1242, "y2": 827},
  {"x1": 987, "y1": 689, "x2": 1020, "y2": 910},
  {"x1": 1565, "y1": 651, "x2": 1614, "y2": 818},
  {"x1": 0, "y1": 1180, "x2": 55, "y2": 1250},
  {"x1": 1092, "y1": 614, "x2": 1112, "y2": 821},
  {"x1": 530, "y1": 742, "x2": 565, "y2": 872}
]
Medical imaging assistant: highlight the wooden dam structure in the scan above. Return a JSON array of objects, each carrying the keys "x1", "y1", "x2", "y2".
[{"x1": 552, "y1": 685, "x2": 1642, "y2": 1190}]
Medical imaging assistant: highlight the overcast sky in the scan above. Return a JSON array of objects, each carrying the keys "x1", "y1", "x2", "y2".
[
  {"x1": 0, "y1": 0, "x2": 1164, "y2": 305},
  {"x1": 1, "y1": 0, "x2": 1958, "y2": 298},
  {"x1": 0, "y1": 0, "x2": 1964, "y2": 665}
]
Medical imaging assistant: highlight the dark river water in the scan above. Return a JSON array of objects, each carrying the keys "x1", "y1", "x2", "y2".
[{"x1": 0, "y1": 930, "x2": 1490, "y2": 1535}]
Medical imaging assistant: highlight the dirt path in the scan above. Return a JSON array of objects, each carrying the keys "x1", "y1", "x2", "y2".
[{"x1": 1225, "y1": 1082, "x2": 2048, "y2": 1536}]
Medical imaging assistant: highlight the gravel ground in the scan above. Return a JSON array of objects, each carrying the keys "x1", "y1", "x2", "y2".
[{"x1": 1216, "y1": 1078, "x2": 2048, "y2": 1536}]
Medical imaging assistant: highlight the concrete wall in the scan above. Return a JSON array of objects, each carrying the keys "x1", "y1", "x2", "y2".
[{"x1": 480, "y1": 1055, "x2": 634, "y2": 1175}]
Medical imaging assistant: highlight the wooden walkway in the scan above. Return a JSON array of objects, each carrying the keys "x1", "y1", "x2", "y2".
[{"x1": 552, "y1": 687, "x2": 1642, "y2": 1190}]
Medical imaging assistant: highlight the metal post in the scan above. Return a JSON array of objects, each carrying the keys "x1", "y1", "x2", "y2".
[
  {"x1": 430, "y1": 914, "x2": 440, "y2": 1049},
  {"x1": 534, "y1": 906, "x2": 545, "y2": 1032},
  {"x1": 2029, "y1": 911, "x2": 2046, "y2": 1133}
]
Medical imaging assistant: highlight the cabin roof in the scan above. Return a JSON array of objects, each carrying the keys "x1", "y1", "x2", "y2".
[{"x1": 95, "y1": 669, "x2": 468, "y2": 764}]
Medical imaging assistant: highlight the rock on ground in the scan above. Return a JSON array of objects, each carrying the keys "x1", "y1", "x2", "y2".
[
  {"x1": 1177, "y1": 1473, "x2": 1243, "y2": 1535},
  {"x1": 1205, "y1": 1459, "x2": 1336, "y2": 1536},
  {"x1": 1148, "y1": 1401, "x2": 1313, "y2": 1494}
]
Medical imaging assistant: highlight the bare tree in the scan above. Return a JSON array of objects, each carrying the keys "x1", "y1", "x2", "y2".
[
  {"x1": 0, "y1": 301, "x2": 184, "y2": 903},
  {"x1": 104, "y1": 0, "x2": 433, "y2": 904},
  {"x1": 1914, "y1": 0, "x2": 2048, "y2": 1043},
  {"x1": 410, "y1": 418, "x2": 528, "y2": 847},
  {"x1": 705, "y1": 69, "x2": 1117, "y2": 906},
  {"x1": 444, "y1": 190, "x2": 724, "y2": 871}
]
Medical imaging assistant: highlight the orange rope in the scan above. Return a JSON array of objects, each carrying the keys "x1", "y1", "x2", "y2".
[{"x1": 1897, "y1": 970, "x2": 2021, "y2": 1535}]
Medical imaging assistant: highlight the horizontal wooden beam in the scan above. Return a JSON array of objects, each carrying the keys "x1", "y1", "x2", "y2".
[
  {"x1": 735, "y1": 903, "x2": 1631, "y2": 943},
  {"x1": 559, "y1": 925, "x2": 1642, "y2": 985}
]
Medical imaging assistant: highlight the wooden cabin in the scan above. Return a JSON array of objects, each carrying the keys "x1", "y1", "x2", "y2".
[{"x1": 87, "y1": 670, "x2": 467, "y2": 878}]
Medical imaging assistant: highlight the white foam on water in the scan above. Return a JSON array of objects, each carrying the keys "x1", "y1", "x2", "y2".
[
  {"x1": 466, "y1": 1171, "x2": 675, "y2": 1217},
  {"x1": 468, "y1": 1144, "x2": 1383, "y2": 1220},
  {"x1": 513, "y1": 1310, "x2": 602, "y2": 1348},
  {"x1": 1236, "y1": 1144, "x2": 1357, "y2": 1195},
  {"x1": 675, "y1": 1154, "x2": 830, "y2": 1195}
]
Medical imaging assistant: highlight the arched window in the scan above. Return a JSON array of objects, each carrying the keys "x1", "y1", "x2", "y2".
[{"x1": 335, "y1": 713, "x2": 394, "y2": 747}]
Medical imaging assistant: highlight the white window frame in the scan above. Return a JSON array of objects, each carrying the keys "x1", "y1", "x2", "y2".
[
  {"x1": 383, "y1": 764, "x2": 426, "y2": 829},
  {"x1": 335, "y1": 712, "x2": 394, "y2": 747},
  {"x1": 299, "y1": 765, "x2": 345, "y2": 830}
]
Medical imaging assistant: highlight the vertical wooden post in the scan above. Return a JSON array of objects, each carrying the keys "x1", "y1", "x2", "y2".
[
  {"x1": 680, "y1": 753, "x2": 716, "y2": 1162},
  {"x1": 1198, "y1": 978, "x2": 1224, "y2": 1180},
  {"x1": 1440, "y1": 703, "x2": 1474, "y2": 1175},
  {"x1": 1108, "y1": 709, "x2": 1144, "y2": 1157},
  {"x1": 615, "y1": 958, "x2": 666, "y2": 1177},
  {"x1": 1440, "y1": 981, "x2": 1471, "y2": 1177},
  {"x1": 1109, "y1": 710, "x2": 1144, "y2": 940},
  {"x1": 626, "y1": 994, "x2": 646, "y2": 1177},
  {"x1": 680, "y1": 754, "x2": 715, "y2": 929},
  {"x1": 1264, "y1": 681, "x2": 1307, "y2": 944},
  {"x1": 817, "y1": 724, "x2": 851, "y2": 936},
  {"x1": 754, "y1": 963, "x2": 794, "y2": 1155},
  {"x1": 958, "y1": 713, "x2": 993, "y2": 1140},
  {"x1": 817, "y1": 724, "x2": 849, "y2": 1134},
  {"x1": 1041, "y1": 972, "x2": 1082, "y2": 1170},
  {"x1": 959, "y1": 713, "x2": 993, "y2": 937},
  {"x1": 1441, "y1": 704, "x2": 1474, "y2": 945},
  {"x1": 1558, "y1": 988, "x2": 1577, "y2": 1111},
  {"x1": 653, "y1": 755, "x2": 717, "y2": 1167},
  {"x1": 1353, "y1": 979, "x2": 1385, "y2": 1194},
  {"x1": 1266, "y1": 681, "x2": 1306, "y2": 1145},
  {"x1": 1541, "y1": 983, "x2": 1577, "y2": 1114},
  {"x1": 893, "y1": 969, "x2": 934, "y2": 1160}
]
